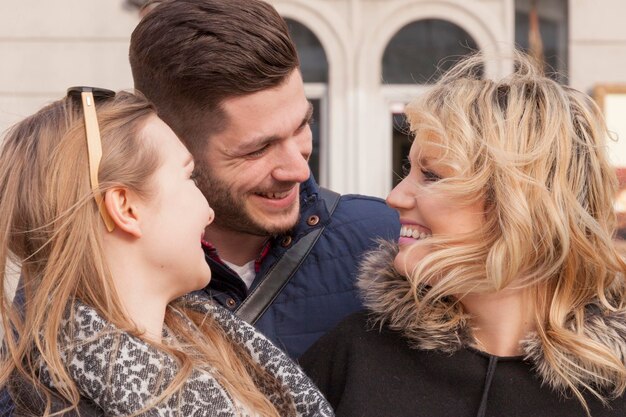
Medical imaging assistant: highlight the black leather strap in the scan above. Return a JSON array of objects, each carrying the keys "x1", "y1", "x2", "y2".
[{"x1": 235, "y1": 188, "x2": 341, "y2": 324}]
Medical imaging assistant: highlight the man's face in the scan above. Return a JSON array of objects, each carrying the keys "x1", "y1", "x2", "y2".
[{"x1": 197, "y1": 70, "x2": 313, "y2": 237}]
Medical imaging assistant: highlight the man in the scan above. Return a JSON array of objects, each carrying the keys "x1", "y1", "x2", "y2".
[{"x1": 129, "y1": 0, "x2": 399, "y2": 359}]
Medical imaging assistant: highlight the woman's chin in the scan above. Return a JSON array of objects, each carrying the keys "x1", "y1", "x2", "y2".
[
  {"x1": 393, "y1": 251, "x2": 414, "y2": 278},
  {"x1": 197, "y1": 269, "x2": 212, "y2": 290},
  {"x1": 393, "y1": 244, "x2": 430, "y2": 278}
]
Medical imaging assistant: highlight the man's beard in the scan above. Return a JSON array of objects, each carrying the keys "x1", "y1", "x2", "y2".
[{"x1": 197, "y1": 167, "x2": 299, "y2": 237}]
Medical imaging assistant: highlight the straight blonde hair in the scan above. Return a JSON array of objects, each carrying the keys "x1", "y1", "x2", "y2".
[{"x1": 0, "y1": 92, "x2": 281, "y2": 416}]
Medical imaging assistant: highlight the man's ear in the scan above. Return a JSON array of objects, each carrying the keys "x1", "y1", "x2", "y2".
[{"x1": 103, "y1": 187, "x2": 142, "y2": 238}]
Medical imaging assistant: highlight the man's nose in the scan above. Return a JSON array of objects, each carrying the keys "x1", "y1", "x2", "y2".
[{"x1": 272, "y1": 140, "x2": 312, "y2": 183}]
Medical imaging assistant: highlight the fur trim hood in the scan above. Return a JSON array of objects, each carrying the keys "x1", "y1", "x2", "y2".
[{"x1": 356, "y1": 240, "x2": 626, "y2": 396}]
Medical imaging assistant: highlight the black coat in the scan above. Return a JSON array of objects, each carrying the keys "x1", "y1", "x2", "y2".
[
  {"x1": 300, "y1": 241, "x2": 626, "y2": 417},
  {"x1": 300, "y1": 311, "x2": 626, "y2": 417}
]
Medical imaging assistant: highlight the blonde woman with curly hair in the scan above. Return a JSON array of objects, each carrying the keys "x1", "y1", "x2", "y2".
[
  {"x1": 301, "y1": 53, "x2": 626, "y2": 417},
  {"x1": 0, "y1": 88, "x2": 333, "y2": 416}
]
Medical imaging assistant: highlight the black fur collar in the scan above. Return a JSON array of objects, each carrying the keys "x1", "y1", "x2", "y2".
[{"x1": 356, "y1": 240, "x2": 626, "y2": 394}]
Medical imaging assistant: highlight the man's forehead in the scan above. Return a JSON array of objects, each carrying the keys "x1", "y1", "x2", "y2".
[
  {"x1": 221, "y1": 77, "x2": 306, "y2": 116},
  {"x1": 214, "y1": 80, "x2": 309, "y2": 146}
]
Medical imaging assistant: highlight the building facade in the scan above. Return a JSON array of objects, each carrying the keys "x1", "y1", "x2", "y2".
[{"x1": 1, "y1": 0, "x2": 625, "y2": 197}]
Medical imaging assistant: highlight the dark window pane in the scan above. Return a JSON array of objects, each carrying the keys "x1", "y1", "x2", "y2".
[
  {"x1": 383, "y1": 19, "x2": 480, "y2": 84},
  {"x1": 515, "y1": 0, "x2": 568, "y2": 83},
  {"x1": 309, "y1": 98, "x2": 321, "y2": 181},
  {"x1": 286, "y1": 18, "x2": 329, "y2": 83},
  {"x1": 392, "y1": 113, "x2": 412, "y2": 187}
]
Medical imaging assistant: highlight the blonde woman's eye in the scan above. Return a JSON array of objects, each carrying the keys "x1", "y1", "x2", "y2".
[{"x1": 421, "y1": 168, "x2": 441, "y2": 182}]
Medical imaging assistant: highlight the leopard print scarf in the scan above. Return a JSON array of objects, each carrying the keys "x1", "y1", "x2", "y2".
[{"x1": 38, "y1": 295, "x2": 333, "y2": 417}]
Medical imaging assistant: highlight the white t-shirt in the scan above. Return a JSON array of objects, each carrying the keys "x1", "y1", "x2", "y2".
[{"x1": 223, "y1": 259, "x2": 256, "y2": 289}]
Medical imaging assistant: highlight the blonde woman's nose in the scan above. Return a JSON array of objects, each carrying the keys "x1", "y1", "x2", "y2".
[{"x1": 386, "y1": 177, "x2": 415, "y2": 211}]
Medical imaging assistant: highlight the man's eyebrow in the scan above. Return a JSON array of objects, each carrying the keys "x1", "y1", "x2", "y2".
[{"x1": 298, "y1": 102, "x2": 314, "y2": 130}]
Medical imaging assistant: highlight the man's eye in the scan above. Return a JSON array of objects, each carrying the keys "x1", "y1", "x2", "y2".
[
  {"x1": 421, "y1": 168, "x2": 441, "y2": 183},
  {"x1": 247, "y1": 144, "x2": 270, "y2": 158}
]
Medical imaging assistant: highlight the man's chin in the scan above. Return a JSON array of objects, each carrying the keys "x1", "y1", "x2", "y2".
[
  {"x1": 246, "y1": 199, "x2": 300, "y2": 234},
  {"x1": 257, "y1": 215, "x2": 299, "y2": 236},
  {"x1": 217, "y1": 209, "x2": 299, "y2": 237}
]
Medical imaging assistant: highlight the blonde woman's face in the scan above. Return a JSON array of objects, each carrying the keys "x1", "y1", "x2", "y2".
[
  {"x1": 386, "y1": 141, "x2": 485, "y2": 278},
  {"x1": 137, "y1": 116, "x2": 215, "y2": 300}
]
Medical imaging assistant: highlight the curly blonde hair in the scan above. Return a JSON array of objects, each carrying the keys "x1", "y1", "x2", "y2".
[{"x1": 401, "y1": 52, "x2": 626, "y2": 412}]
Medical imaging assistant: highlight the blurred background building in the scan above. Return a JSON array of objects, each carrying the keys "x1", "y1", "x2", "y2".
[
  {"x1": 0, "y1": 0, "x2": 625, "y2": 311},
  {"x1": 1, "y1": 0, "x2": 625, "y2": 199}
]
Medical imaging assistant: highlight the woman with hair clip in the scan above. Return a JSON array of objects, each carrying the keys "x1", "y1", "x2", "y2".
[
  {"x1": 0, "y1": 88, "x2": 333, "y2": 416},
  {"x1": 300, "y1": 52, "x2": 626, "y2": 417}
]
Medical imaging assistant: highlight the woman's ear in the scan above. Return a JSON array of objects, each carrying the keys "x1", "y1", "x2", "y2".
[{"x1": 103, "y1": 187, "x2": 142, "y2": 238}]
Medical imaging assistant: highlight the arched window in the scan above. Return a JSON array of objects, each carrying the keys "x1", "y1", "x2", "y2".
[
  {"x1": 286, "y1": 19, "x2": 329, "y2": 83},
  {"x1": 383, "y1": 19, "x2": 480, "y2": 186},
  {"x1": 285, "y1": 18, "x2": 329, "y2": 183},
  {"x1": 383, "y1": 19, "x2": 480, "y2": 84}
]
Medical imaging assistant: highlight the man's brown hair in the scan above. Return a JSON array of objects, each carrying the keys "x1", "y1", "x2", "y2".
[{"x1": 129, "y1": 0, "x2": 299, "y2": 153}]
